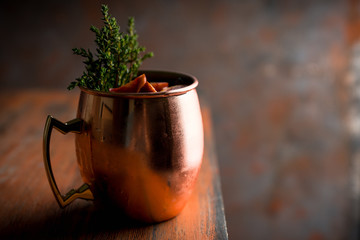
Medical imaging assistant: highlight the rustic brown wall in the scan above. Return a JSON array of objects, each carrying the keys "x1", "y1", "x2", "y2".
[{"x1": 0, "y1": 0, "x2": 355, "y2": 239}]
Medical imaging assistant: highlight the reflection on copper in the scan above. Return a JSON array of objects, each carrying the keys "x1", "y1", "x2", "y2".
[{"x1": 75, "y1": 71, "x2": 204, "y2": 222}]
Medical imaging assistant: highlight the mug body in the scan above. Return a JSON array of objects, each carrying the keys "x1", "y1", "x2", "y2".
[{"x1": 75, "y1": 71, "x2": 204, "y2": 222}]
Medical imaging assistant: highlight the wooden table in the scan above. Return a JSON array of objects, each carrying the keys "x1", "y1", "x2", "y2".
[{"x1": 0, "y1": 90, "x2": 228, "y2": 239}]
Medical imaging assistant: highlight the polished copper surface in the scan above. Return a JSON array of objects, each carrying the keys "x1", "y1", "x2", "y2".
[{"x1": 44, "y1": 71, "x2": 204, "y2": 223}]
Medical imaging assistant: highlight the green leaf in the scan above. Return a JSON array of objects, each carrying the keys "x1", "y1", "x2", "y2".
[{"x1": 68, "y1": 4, "x2": 153, "y2": 91}]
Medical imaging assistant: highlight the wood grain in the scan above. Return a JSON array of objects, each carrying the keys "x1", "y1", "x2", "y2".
[{"x1": 0, "y1": 90, "x2": 228, "y2": 239}]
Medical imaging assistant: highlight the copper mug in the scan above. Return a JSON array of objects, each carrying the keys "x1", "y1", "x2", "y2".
[{"x1": 43, "y1": 71, "x2": 204, "y2": 223}]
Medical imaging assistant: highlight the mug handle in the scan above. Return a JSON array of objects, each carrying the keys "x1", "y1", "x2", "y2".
[{"x1": 43, "y1": 115, "x2": 94, "y2": 208}]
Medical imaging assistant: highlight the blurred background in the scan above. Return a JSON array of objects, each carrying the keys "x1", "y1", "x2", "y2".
[{"x1": 1, "y1": 0, "x2": 359, "y2": 239}]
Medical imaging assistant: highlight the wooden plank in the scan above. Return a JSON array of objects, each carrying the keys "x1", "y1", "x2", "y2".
[{"x1": 0, "y1": 90, "x2": 228, "y2": 239}]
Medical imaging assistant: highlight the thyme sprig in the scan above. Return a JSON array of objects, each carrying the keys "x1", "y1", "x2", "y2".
[{"x1": 68, "y1": 4, "x2": 153, "y2": 91}]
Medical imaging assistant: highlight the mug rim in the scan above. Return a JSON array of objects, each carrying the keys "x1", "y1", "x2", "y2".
[{"x1": 79, "y1": 70, "x2": 199, "y2": 99}]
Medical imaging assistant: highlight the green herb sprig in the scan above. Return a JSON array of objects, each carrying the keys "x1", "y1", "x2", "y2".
[{"x1": 68, "y1": 4, "x2": 153, "y2": 91}]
